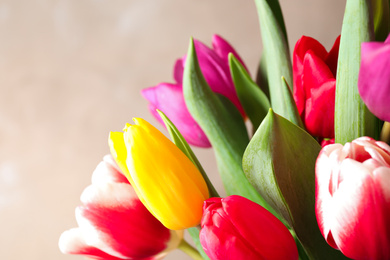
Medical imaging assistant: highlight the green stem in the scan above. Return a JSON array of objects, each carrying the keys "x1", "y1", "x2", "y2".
[{"x1": 178, "y1": 239, "x2": 204, "y2": 260}]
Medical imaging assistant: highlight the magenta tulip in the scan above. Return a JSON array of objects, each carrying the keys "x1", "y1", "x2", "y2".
[
  {"x1": 199, "y1": 195, "x2": 298, "y2": 260},
  {"x1": 142, "y1": 35, "x2": 247, "y2": 147},
  {"x1": 293, "y1": 36, "x2": 340, "y2": 139},
  {"x1": 315, "y1": 137, "x2": 390, "y2": 259},
  {"x1": 59, "y1": 155, "x2": 183, "y2": 260},
  {"x1": 358, "y1": 34, "x2": 390, "y2": 122}
]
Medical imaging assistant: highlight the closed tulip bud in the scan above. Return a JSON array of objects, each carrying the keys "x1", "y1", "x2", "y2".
[
  {"x1": 200, "y1": 195, "x2": 298, "y2": 260},
  {"x1": 293, "y1": 35, "x2": 340, "y2": 139},
  {"x1": 59, "y1": 155, "x2": 183, "y2": 260},
  {"x1": 142, "y1": 35, "x2": 248, "y2": 147},
  {"x1": 358, "y1": 34, "x2": 390, "y2": 122},
  {"x1": 316, "y1": 137, "x2": 390, "y2": 259},
  {"x1": 109, "y1": 118, "x2": 209, "y2": 230}
]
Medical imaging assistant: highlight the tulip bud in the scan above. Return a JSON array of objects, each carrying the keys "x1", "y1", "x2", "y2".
[
  {"x1": 142, "y1": 35, "x2": 248, "y2": 147},
  {"x1": 358, "y1": 34, "x2": 390, "y2": 122},
  {"x1": 293, "y1": 35, "x2": 340, "y2": 139},
  {"x1": 59, "y1": 155, "x2": 183, "y2": 260},
  {"x1": 200, "y1": 195, "x2": 298, "y2": 260},
  {"x1": 109, "y1": 118, "x2": 209, "y2": 230},
  {"x1": 315, "y1": 137, "x2": 390, "y2": 259}
]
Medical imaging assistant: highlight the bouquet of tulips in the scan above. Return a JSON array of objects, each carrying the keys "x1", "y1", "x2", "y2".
[{"x1": 59, "y1": 0, "x2": 390, "y2": 259}]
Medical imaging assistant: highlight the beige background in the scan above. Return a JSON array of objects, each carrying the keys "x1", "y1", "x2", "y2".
[{"x1": 0, "y1": 1, "x2": 344, "y2": 259}]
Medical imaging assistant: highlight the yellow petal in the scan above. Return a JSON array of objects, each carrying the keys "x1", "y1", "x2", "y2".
[
  {"x1": 123, "y1": 118, "x2": 209, "y2": 230},
  {"x1": 108, "y1": 131, "x2": 131, "y2": 181}
]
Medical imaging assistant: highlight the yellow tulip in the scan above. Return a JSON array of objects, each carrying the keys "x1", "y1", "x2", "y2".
[{"x1": 109, "y1": 118, "x2": 209, "y2": 230}]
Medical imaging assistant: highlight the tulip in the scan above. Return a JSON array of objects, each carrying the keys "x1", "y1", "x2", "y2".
[
  {"x1": 59, "y1": 155, "x2": 183, "y2": 260},
  {"x1": 315, "y1": 137, "x2": 390, "y2": 259},
  {"x1": 358, "y1": 33, "x2": 390, "y2": 122},
  {"x1": 293, "y1": 35, "x2": 340, "y2": 139},
  {"x1": 109, "y1": 118, "x2": 209, "y2": 230},
  {"x1": 199, "y1": 195, "x2": 298, "y2": 260},
  {"x1": 142, "y1": 34, "x2": 248, "y2": 147}
]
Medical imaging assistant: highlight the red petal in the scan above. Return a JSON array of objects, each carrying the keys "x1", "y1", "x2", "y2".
[
  {"x1": 293, "y1": 36, "x2": 328, "y2": 114},
  {"x1": 222, "y1": 196, "x2": 298, "y2": 260},
  {"x1": 78, "y1": 182, "x2": 170, "y2": 259},
  {"x1": 331, "y1": 160, "x2": 390, "y2": 259},
  {"x1": 59, "y1": 228, "x2": 127, "y2": 260},
  {"x1": 304, "y1": 79, "x2": 335, "y2": 138},
  {"x1": 325, "y1": 35, "x2": 341, "y2": 77}
]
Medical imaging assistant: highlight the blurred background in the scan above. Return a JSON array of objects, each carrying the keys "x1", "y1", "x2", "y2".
[{"x1": 0, "y1": 0, "x2": 343, "y2": 259}]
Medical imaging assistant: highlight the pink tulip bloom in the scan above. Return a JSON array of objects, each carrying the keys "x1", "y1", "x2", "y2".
[
  {"x1": 199, "y1": 195, "x2": 298, "y2": 260},
  {"x1": 315, "y1": 137, "x2": 390, "y2": 259},
  {"x1": 358, "y1": 34, "x2": 390, "y2": 122},
  {"x1": 59, "y1": 155, "x2": 183, "y2": 260},
  {"x1": 142, "y1": 35, "x2": 247, "y2": 147},
  {"x1": 293, "y1": 36, "x2": 340, "y2": 139}
]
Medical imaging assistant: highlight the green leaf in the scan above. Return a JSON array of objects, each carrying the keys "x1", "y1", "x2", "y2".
[
  {"x1": 229, "y1": 53, "x2": 270, "y2": 132},
  {"x1": 242, "y1": 109, "x2": 347, "y2": 259},
  {"x1": 253, "y1": 0, "x2": 294, "y2": 123},
  {"x1": 157, "y1": 110, "x2": 219, "y2": 198},
  {"x1": 372, "y1": 0, "x2": 390, "y2": 41},
  {"x1": 256, "y1": 53, "x2": 270, "y2": 100},
  {"x1": 280, "y1": 76, "x2": 304, "y2": 128},
  {"x1": 182, "y1": 38, "x2": 282, "y2": 221},
  {"x1": 335, "y1": 0, "x2": 380, "y2": 144}
]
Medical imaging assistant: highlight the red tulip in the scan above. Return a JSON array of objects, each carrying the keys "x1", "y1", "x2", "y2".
[
  {"x1": 315, "y1": 137, "x2": 390, "y2": 259},
  {"x1": 142, "y1": 35, "x2": 248, "y2": 147},
  {"x1": 199, "y1": 195, "x2": 298, "y2": 260},
  {"x1": 59, "y1": 155, "x2": 183, "y2": 260},
  {"x1": 358, "y1": 34, "x2": 390, "y2": 122},
  {"x1": 293, "y1": 36, "x2": 340, "y2": 139}
]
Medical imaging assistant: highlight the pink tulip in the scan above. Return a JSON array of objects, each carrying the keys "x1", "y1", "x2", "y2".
[
  {"x1": 142, "y1": 35, "x2": 247, "y2": 147},
  {"x1": 293, "y1": 36, "x2": 340, "y2": 139},
  {"x1": 59, "y1": 155, "x2": 183, "y2": 260},
  {"x1": 199, "y1": 195, "x2": 298, "y2": 260},
  {"x1": 358, "y1": 34, "x2": 390, "y2": 122},
  {"x1": 315, "y1": 137, "x2": 390, "y2": 259}
]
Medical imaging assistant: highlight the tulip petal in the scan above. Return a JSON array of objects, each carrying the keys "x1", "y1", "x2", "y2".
[
  {"x1": 141, "y1": 83, "x2": 211, "y2": 147},
  {"x1": 91, "y1": 155, "x2": 129, "y2": 185},
  {"x1": 200, "y1": 222, "x2": 263, "y2": 260},
  {"x1": 124, "y1": 118, "x2": 209, "y2": 230},
  {"x1": 173, "y1": 59, "x2": 184, "y2": 84},
  {"x1": 304, "y1": 79, "x2": 336, "y2": 138},
  {"x1": 200, "y1": 196, "x2": 298, "y2": 260},
  {"x1": 193, "y1": 39, "x2": 233, "y2": 95},
  {"x1": 374, "y1": 166, "x2": 390, "y2": 201},
  {"x1": 77, "y1": 182, "x2": 171, "y2": 259},
  {"x1": 358, "y1": 41, "x2": 390, "y2": 121},
  {"x1": 294, "y1": 36, "x2": 328, "y2": 66},
  {"x1": 191, "y1": 39, "x2": 243, "y2": 115},
  {"x1": 315, "y1": 144, "x2": 343, "y2": 248},
  {"x1": 200, "y1": 199, "x2": 263, "y2": 260},
  {"x1": 302, "y1": 51, "x2": 335, "y2": 97},
  {"x1": 325, "y1": 35, "x2": 341, "y2": 76},
  {"x1": 293, "y1": 36, "x2": 328, "y2": 114},
  {"x1": 212, "y1": 34, "x2": 249, "y2": 73},
  {"x1": 59, "y1": 228, "x2": 126, "y2": 260},
  {"x1": 108, "y1": 132, "x2": 131, "y2": 179},
  {"x1": 330, "y1": 159, "x2": 389, "y2": 259},
  {"x1": 223, "y1": 196, "x2": 298, "y2": 260}
]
